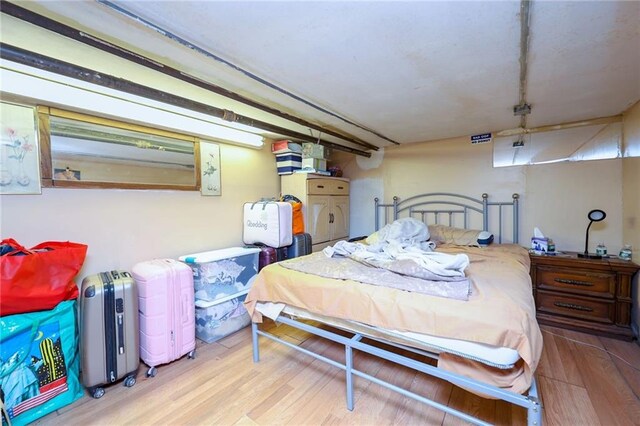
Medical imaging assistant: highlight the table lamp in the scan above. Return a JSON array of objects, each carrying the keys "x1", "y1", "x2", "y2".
[{"x1": 577, "y1": 209, "x2": 606, "y2": 259}]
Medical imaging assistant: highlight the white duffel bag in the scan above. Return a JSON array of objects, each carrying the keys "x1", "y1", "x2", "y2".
[{"x1": 242, "y1": 201, "x2": 293, "y2": 248}]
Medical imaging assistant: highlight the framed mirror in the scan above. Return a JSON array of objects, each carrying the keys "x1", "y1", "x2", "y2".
[{"x1": 38, "y1": 107, "x2": 200, "y2": 190}]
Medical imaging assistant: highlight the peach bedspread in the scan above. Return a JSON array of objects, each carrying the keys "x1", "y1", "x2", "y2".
[{"x1": 244, "y1": 244, "x2": 542, "y2": 395}]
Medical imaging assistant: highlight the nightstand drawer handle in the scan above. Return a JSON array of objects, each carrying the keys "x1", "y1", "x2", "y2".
[
  {"x1": 554, "y1": 278, "x2": 593, "y2": 287},
  {"x1": 553, "y1": 302, "x2": 593, "y2": 312}
]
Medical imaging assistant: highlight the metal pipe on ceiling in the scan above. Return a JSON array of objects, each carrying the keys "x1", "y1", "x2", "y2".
[
  {"x1": 0, "y1": 43, "x2": 372, "y2": 157},
  {"x1": 496, "y1": 115, "x2": 623, "y2": 137},
  {"x1": 96, "y1": 0, "x2": 398, "y2": 146},
  {"x1": 512, "y1": 0, "x2": 532, "y2": 133},
  {"x1": 1, "y1": 1, "x2": 384, "y2": 152}
]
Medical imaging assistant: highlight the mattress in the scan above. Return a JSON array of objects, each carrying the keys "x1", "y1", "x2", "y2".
[
  {"x1": 256, "y1": 302, "x2": 521, "y2": 369},
  {"x1": 245, "y1": 243, "x2": 542, "y2": 394}
]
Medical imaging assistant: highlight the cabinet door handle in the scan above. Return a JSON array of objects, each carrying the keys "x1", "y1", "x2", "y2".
[
  {"x1": 553, "y1": 302, "x2": 593, "y2": 312},
  {"x1": 329, "y1": 213, "x2": 334, "y2": 223},
  {"x1": 554, "y1": 278, "x2": 593, "y2": 287},
  {"x1": 337, "y1": 186, "x2": 344, "y2": 189},
  {"x1": 316, "y1": 185, "x2": 325, "y2": 189}
]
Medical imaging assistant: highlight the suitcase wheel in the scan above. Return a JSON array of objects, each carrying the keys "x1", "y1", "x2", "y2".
[
  {"x1": 146, "y1": 367, "x2": 157, "y2": 378},
  {"x1": 124, "y1": 375, "x2": 137, "y2": 387},
  {"x1": 91, "y1": 387, "x2": 105, "y2": 399},
  {"x1": 188, "y1": 350, "x2": 196, "y2": 360}
]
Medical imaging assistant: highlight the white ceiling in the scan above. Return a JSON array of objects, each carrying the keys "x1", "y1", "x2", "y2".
[{"x1": 16, "y1": 1, "x2": 640, "y2": 150}]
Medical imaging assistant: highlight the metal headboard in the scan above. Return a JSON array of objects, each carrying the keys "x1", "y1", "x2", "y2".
[{"x1": 374, "y1": 193, "x2": 520, "y2": 244}]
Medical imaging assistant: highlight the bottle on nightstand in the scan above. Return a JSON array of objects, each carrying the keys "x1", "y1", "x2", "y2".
[
  {"x1": 595, "y1": 242, "x2": 607, "y2": 257},
  {"x1": 619, "y1": 244, "x2": 632, "y2": 261}
]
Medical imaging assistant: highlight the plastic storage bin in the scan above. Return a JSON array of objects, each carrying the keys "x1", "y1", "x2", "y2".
[
  {"x1": 194, "y1": 292, "x2": 251, "y2": 343},
  {"x1": 179, "y1": 247, "x2": 260, "y2": 303}
]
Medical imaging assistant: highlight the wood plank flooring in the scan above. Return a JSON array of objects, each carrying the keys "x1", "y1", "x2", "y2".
[{"x1": 35, "y1": 323, "x2": 640, "y2": 425}]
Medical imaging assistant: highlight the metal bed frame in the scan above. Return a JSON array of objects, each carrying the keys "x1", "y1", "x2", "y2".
[
  {"x1": 251, "y1": 193, "x2": 543, "y2": 425},
  {"x1": 374, "y1": 192, "x2": 520, "y2": 243}
]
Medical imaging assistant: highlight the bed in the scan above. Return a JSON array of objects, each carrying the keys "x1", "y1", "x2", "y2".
[{"x1": 244, "y1": 192, "x2": 543, "y2": 426}]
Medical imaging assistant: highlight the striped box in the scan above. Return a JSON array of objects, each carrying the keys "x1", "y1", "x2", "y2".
[{"x1": 276, "y1": 153, "x2": 302, "y2": 175}]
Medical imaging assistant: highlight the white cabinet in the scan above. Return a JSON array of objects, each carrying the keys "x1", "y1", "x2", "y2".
[{"x1": 281, "y1": 174, "x2": 350, "y2": 252}]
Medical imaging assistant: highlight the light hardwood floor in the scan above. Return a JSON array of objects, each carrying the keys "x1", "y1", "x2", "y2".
[{"x1": 36, "y1": 322, "x2": 640, "y2": 425}]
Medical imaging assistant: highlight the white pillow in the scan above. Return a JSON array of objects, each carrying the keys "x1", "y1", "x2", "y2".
[{"x1": 428, "y1": 224, "x2": 493, "y2": 246}]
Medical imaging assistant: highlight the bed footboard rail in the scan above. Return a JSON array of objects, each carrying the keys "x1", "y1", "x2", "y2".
[{"x1": 251, "y1": 319, "x2": 541, "y2": 425}]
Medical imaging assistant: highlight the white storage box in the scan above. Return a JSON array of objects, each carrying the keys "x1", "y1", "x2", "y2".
[
  {"x1": 243, "y1": 201, "x2": 293, "y2": 248},
  {"x1": 302, "y1": 158, "x2": 327, "y2": 171},
  {"x1": 195, "y1": 292, "x2": 251, "y2": 343},
  {"x1": 179, "y1": 247, "x2": 260, "y2": 302}
]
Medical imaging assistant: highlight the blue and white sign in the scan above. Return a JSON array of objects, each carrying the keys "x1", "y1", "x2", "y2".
[{"x1": 470, "y1": 133, "x2": 492, "y2": 144}]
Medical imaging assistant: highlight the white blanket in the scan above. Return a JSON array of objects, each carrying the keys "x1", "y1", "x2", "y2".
[{"x1": 324, "y1": 218, "x2": 469, "y2": 280}]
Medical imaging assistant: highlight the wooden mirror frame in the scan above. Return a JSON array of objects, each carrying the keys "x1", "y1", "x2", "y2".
[{"x1": 37, "y1": 106, "x2": 201, "y2": 190}]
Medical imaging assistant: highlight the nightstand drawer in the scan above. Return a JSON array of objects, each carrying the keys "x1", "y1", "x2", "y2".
[
  {"x1": 536, "y1": 290, "x2": 614, "y2": 324},
  {"x1": 535, "y1": 266, "x2": 615, "y2": 298}
]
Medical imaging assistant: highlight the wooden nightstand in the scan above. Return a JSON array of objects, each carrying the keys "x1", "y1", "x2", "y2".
[{"x1": 529, "y1": 252, "x2": 639, "y2": 340}]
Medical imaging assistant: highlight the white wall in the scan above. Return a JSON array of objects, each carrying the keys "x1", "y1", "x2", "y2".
[
  {"x1": 0, "y1": 143, "x2": 279, "y2": 279},
  {"x1": 622, "y1": 102, "x2": 640, "y2": 336},
  {"x1": 0, "y1": 17, "x2": 281, "y2": 281},
  {"x1": 335, "y1": 132, "x2": 634, "y2": 337},
  {"x1": 336, "y1": 136, "x2": 624, "y2": 254}
]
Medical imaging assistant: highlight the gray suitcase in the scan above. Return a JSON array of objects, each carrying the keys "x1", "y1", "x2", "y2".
[
  {"x1": 286, "y1": 233, "x2": 312, "y2": 259},
  {"x1": 80, "y1": 270, "x2": 140, "y2": 398}
]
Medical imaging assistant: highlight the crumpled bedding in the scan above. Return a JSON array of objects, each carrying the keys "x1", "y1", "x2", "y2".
[
  {"x1": 324, "y1": 240, "x2": 469, "y2": 281},
  {"x1": 280, "y1": 252, "x2": 470, "y2": 300},
  {"x1": 324, "y1": 217, "x2": 470, "y2": 282}
]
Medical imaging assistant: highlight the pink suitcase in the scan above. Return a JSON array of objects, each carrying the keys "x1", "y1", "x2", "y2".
[{"x1": 131, "y1": 259, "x2": 196, "y2": 377}]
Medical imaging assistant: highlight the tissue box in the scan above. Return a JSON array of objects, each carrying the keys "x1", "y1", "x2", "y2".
[{"x1": 531, "y1": 237, "x2": 549, "y2": 253}]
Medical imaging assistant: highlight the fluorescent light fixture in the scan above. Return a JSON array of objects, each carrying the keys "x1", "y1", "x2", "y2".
[{"x1": 0, "y1": 60, "x2": 264, "y2": 148}]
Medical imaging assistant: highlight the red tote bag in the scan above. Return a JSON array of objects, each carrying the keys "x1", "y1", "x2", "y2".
[{"x1": 0, "y1": 238, "x2": 88, "y2": 316}]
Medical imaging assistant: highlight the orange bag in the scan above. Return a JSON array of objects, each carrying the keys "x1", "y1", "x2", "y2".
[
  {"x1": 282, "y1": 194, "x2": 304, "y2": 234},
  {"x1": 291, "y1": 201, "x2": 304, "y2": 234}
]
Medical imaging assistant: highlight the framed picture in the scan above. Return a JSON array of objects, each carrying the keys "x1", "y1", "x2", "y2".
[
  {"x1": 200, "y1": 141, "x2": 221, "y2": 196},
  {"x1": 0, "y1": 102, "x2": 41, "y2": 195}
]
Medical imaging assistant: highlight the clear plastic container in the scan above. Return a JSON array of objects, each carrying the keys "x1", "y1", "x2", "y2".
[
  {"x1": 595, "y1": 243, "x2": 607, "y2": 256},
  {"x1": 619, "y1": 244, "x2": 632, "y2": 261}
]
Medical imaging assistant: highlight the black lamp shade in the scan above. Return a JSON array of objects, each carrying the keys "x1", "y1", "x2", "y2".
[{"x1": 578, "y1": 209, "x2": 606, "y2": 259}]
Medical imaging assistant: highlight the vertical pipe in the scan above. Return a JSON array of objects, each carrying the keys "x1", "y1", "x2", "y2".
[
  {"x1": 482, "y1": 193, "x2": 489, "y2": 231},
  {"x1": 345, "y1": 344, "x2": 354, "y2": 411},
  {"x1": 393, "y1": 196, "x2": 399, "y2": 220},
  {"x1": 513, "y1": 194, "x2": 520, "y2": 244},
  {"x1": 499, "y1": 205, "x2": 504, "y2": 244},
  {"x1": 374, "y1": 197, "x2": 380, "y2": 231},
  {"x1": 252, "y1": 322, "x2": 260, "y2": 362},
  {"x1": 526, "y1": 378, "x2": 542, "y2": 426}
]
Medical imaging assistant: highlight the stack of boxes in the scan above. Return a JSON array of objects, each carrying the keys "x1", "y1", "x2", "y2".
[
  {"x1": 179, "y1": 247, "x2": 260, "y2": 343},
  {"x1": 301, "y1": 143, "x2": 329, "y2": 174},
  {"x1": 272, "y1": 140, "x2": 302, "y2": 175},
  {"x1": 272, "y1": 140, "x2": 331, "y2": 175}
]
